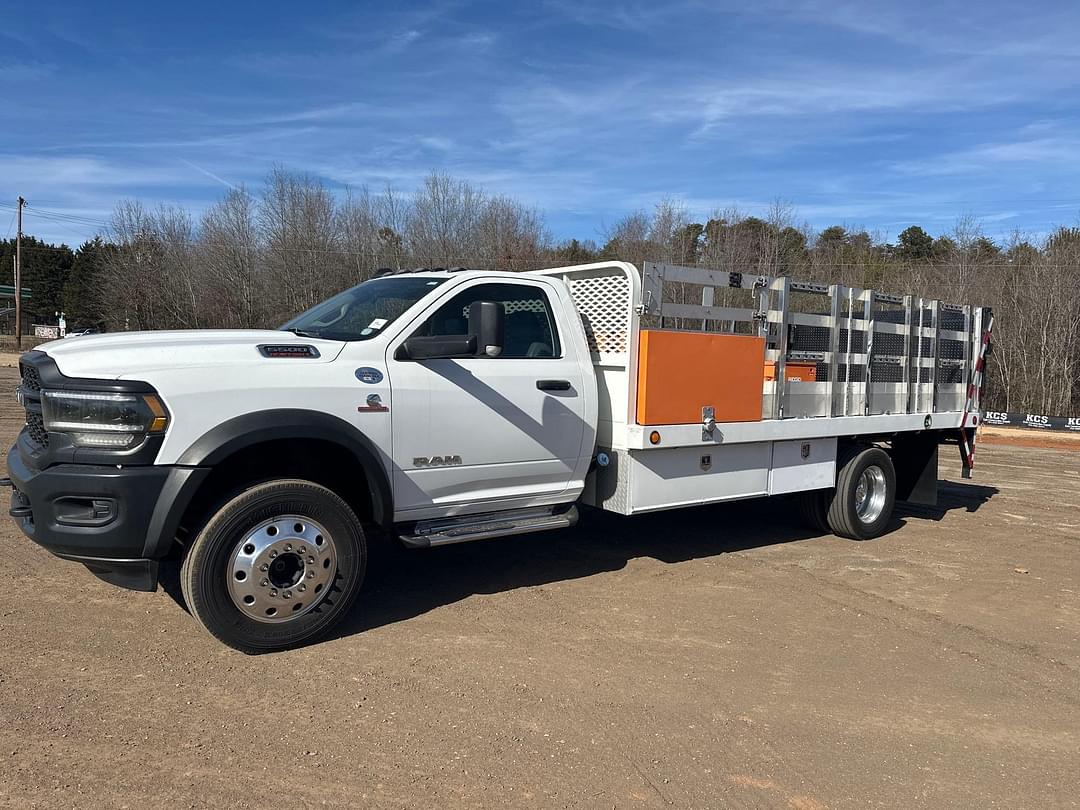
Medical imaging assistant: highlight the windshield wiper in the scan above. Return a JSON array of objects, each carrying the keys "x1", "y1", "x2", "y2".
[{"x1": 281, "y1": 327, "x2": 323, "y2": 338}]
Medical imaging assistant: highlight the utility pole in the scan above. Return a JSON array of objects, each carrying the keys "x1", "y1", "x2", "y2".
[{"x1": 15, "y1": 196, "x2": 25, "y2": 350}]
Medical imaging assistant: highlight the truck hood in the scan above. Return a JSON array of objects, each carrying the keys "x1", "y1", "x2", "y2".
[{"x1": 38, "y1": 330, "x2": 347, "y2": 380}]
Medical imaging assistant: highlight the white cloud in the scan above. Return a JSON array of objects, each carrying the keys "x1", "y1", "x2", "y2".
[
  {"x1": 542, "y1": 0, "x2": 704, "y2": 31},
  {"x1": 892, "y1": 137, "x2": 1080, "y2": 177},
  {"x1": 0, "y1": 155, "x2": 194, "y2": 188},
  {"x1": 0, "y1": 61, "x2": 56, "y2": 81},
  {"x1": 387, "y1": 29, "x2": 423, "y2": 52}
]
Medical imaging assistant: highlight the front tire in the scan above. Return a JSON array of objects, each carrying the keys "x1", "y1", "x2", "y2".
[
  {"x1": 826, "y1": 446, "x2": 896, "y2": 540},
  {"x1": 180, "y1": 479, "x2": 366, "y2": 653}
]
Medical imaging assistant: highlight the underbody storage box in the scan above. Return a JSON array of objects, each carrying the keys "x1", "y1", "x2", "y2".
[{"x1": 635, "y1": 330, "x2": 765, "y2": 425}]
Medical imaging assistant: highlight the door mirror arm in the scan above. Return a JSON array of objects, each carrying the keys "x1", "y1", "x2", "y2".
[{"x1": 469, "y1": 300, "x2": 505, "y2": 357}]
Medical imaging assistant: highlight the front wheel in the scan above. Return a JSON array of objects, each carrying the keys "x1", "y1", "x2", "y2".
[
  {"x1": 180, "y1": 479, "x2": 366, "y2": 653},
  {"x1": 826, "y1": 446, "x2": 896, "y2": 540}
]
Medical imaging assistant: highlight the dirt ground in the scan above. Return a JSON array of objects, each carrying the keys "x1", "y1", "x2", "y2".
[
  {"x1": 1, "y1": 364, "x2": 1078, "y2": 810},
  {"x1": 978, "y1": 424, "x2": 1080, "y2": 452}
]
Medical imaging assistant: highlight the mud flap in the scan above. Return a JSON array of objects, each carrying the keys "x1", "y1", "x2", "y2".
[
  {"x1": 77, "y1": 557, "x2": 159, "y2": 591},
  {"x1": 890, "y1": 433, "x2": 939, "y2": 506}
]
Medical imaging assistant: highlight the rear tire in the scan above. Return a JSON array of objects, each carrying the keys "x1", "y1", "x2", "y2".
[
  {"x1": 180, "y1": 479, "x2": 366, "y2": 653},
  {"x1": 826, "y1": 446, "x2": 896, "y2": 540}
]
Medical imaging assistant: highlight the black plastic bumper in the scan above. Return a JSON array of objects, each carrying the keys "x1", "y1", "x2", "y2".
[{"x1": 6, "y1": 443, "x2": 209, "y2": 592}]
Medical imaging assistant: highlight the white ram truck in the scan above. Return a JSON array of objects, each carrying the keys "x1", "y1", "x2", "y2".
[{"x1": 6, "y1": 261, "x2": 992, "y2": 652}]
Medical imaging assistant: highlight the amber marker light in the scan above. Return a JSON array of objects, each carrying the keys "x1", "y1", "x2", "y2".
[
  {"x1": 144, "y1": 394, "x2": 170, "y2": 433},
  {"x1": 649, "y1": 430, "x2": 661, "y2": 445}
]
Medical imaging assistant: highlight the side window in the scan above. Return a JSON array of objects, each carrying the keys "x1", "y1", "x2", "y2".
[{"x1": 420, "y1": 282, "x2": 561, "y2": 359}]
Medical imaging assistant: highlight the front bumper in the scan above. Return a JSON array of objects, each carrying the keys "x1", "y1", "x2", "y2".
[{"x1": 7, "y1": 443, "x2": 207, "y2": 591}]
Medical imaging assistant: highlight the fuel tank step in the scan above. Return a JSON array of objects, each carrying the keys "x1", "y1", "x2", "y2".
[{"x1": 398, "y1": 505, "x2": 578, "y2": 549}]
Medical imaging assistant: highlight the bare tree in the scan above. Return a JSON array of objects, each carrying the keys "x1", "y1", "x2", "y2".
[
  {"x1": 102, "y1": 201, "x2": 200, "y2": 330},
  {"x1": 338, "y1": 184, "x2": 408, "y2": 277},
  {"x1": 475, "y1": 194, "x2": 549, "y2": 271},
  {"x1": 258, "y1": 168, "x2": 343, "y2": 323},
  {"x1": 407, "y1": 172, "x2": 486, "y2": 266},
  {"x1": 199, "y1": 188, "x2": 262, "y2": 328}
]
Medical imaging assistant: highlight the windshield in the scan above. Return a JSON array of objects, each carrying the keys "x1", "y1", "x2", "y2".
[{"x1": 281, "y1": 276, "x2": 448, "y2": 341}]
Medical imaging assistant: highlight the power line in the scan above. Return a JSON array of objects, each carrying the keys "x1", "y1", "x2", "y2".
[
  {"x1": 2, "y1": 207, "x2": 110, "y2": 229},
  {"x1": 0, "y1": 203, "x2": 112, "y2": 229}
]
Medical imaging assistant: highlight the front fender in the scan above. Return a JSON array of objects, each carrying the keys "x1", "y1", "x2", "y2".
[{"x1": 172, "y1": 408, "x2": 394, "y2": 527}]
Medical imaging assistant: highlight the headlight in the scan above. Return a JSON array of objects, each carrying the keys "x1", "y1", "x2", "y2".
[{"x1": 40, "y1": 390, "x2": 169, "y2": 449}]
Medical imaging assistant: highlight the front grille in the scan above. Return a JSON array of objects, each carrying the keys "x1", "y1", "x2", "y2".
[
  {"x1": 26, "y1": 411, "x2": 49, "y2": 447},
  {"x1": 19, "y1": 363, "x2": 48, "y2": 448},
  {"x1": 20, "y1": 363, "x2": 41, "y2": 392}
]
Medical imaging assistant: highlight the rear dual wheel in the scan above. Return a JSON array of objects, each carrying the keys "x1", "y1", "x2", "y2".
[
  {"x1": 180, "y1": 479, "x2": 366, "y2": 654},
  {"x1": 797, "y1": 445, "x2": 896, "y2": 540}
]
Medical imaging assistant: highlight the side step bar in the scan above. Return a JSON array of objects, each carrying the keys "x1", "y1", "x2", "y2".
[{"x1": 398, "y1": 505, "x2": 578, "y2": 549}]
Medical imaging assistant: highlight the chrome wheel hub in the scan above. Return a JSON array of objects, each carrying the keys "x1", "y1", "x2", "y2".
[
  {"x1": 227, "y1": 515, "x2": 336, "y2": 623},
  {"x1": 855, "y1": 466, "x2": 887, "y2": 524}
]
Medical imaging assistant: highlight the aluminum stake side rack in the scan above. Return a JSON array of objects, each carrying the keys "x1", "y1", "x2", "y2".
[{"x1": 533, "y1": 261, "x2": 991, "y2": 515}]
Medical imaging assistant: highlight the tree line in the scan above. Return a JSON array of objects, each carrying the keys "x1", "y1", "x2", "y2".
[{"x1": 2, "y1": 169, "x2": 1077, "y2": 415}]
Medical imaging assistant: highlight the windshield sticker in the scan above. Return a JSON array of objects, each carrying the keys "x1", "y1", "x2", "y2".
[{"x1": 368, "y1": 318, "x2": 388, "y2": 330}]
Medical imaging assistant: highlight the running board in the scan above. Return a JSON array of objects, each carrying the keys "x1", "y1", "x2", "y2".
[{"x1": 398, "y1": 506, "x2": 578, "y2": 549}]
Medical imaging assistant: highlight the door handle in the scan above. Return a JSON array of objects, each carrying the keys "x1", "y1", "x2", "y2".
[{"x1": 536, "y1": 379, "x2": 571, "y2": 391}]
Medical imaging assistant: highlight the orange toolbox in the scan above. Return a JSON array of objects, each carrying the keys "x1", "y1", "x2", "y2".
[{"x1": 635, "y1": 330, "x2": 765, "y2": 425}]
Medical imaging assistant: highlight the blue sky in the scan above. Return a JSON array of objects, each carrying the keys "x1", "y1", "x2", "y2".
[{"x1": 3, "y1": 0, "x2": 1080, "y2": 247}]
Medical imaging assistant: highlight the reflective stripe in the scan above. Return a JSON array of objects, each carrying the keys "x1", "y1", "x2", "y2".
[{"x1": 960, "y1": 314, "x2": 995, "y2": 468}]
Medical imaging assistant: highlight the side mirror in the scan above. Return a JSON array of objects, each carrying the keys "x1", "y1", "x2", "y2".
[
  {"x1": 469, "y1": 301, "x2": 505, "y2": 358},
  {"x1": 399, "y1": 334, "x2": 477, "y2": 360}
]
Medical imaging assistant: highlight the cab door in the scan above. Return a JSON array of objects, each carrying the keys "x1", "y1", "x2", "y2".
[{"x1": 386, "y1": 277, "x2": 588, "y2": 519}]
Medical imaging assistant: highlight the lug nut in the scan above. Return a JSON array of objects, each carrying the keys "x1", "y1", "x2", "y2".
[
  {"x1": 285, "y1": 544, "x2": 292, "y2": 551},
  {"x1": 298, "y1": 546, "x2": 306, "y2": 553},
  {"x1": 270, "y1": 589, "x2": 278, "y2": 597},
  {"x1": 298, "y1": 584, "x2": 306, "y2": 592},
  {"x1": 307, "y1": 571, "x2": 315, "y2": 579},
  {"x1": 307, "y1": 556, "x2": 315, "y2": 564},
  {"x1": 260, "y1": 579, "x2": 269, "y2": 587},
  {"x1": 260, "y1": 563, "x2": 269, "y2": 572},
  {"x1": 269, "y1": 550, "x2": 278, "y2": 558},
  {"x1": 283, "y1": 590, "x2": 292, "y2": 598}
]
